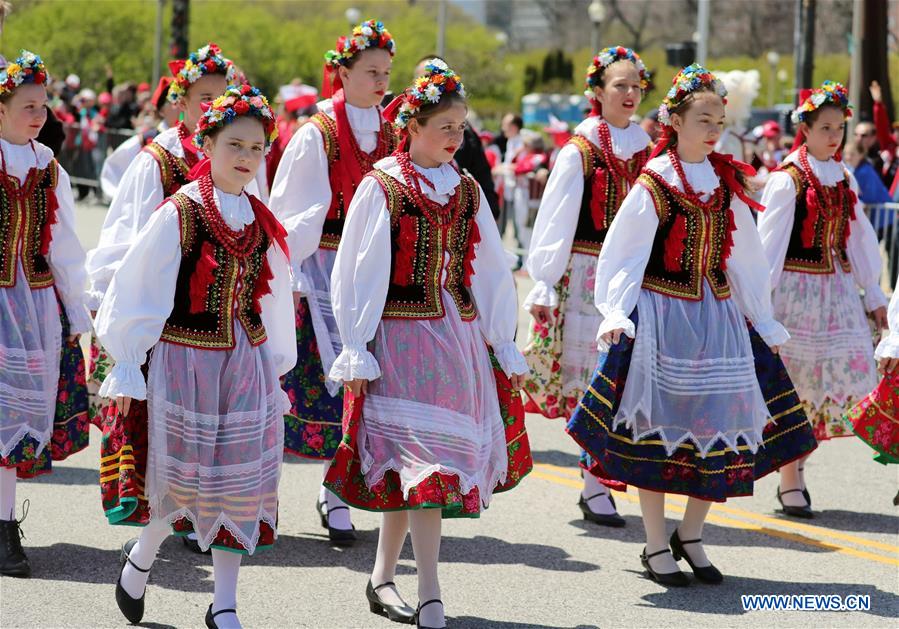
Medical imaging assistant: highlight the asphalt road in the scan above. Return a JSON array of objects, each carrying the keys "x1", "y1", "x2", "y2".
[{"x1": 0, "y1": 200, "x2": 896, "y2": 628}]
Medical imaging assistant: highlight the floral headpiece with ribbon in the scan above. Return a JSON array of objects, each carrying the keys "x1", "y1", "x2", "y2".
[
  {"x1": 791, "y1": 80, "x2": 851, "y2": 125},
  {"x1": 383, "y1": 58, "x2": 465, "y2": 130},
  {"x1": 167, "y1": 43, "x2": 237, "y2": 104},
  {"x1": 193, "y1": 83, "x2": 277, "y2": 150},
  {"x1": 657, "y1": 63, "x2": 727, "y2": 126},
  {"x1": 585, "y1": 46, "x2": 650, "y2": 97},
  {"x1": 0, "y1": 50, "x2": 49, "y2": 96},
  {"x1": 321, "y1": 19, "x2": 395, "y2": 98}
]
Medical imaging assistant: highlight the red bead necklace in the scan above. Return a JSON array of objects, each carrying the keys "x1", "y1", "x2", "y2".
[
  {"x1": 667, "y1": 148, "x2": 721, "y2": 211},
  {"x1": 396, "y1": 150, "x2": 460, "y2": 227},
  {"x1": 597, "y1": 121, "x2": 645, "y2": 187},
  {"x1": 197, "y1": 174, "x2": 261, "y2": 257},
  {"x1": 798, "y1": 144, "x2": 842, "y2": 221}
]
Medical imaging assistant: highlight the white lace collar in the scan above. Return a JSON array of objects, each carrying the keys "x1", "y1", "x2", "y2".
[
  {"x1": 179, "y1": 180, "x2": 255, "y2": 231},
  {"x1": 783, "y1": 149, "x2": 847, "y2": 186},
  {"x1": 374, "y1": 155, "x2": 461, "y2": 199},
  {"x1": 317, "y1": 98, "x2": 383, "y2": 133},
  {"x1": 574, "y1": 117, "x2": 651, "y2": 161},
  {"x1": 646, "y1": 152, "x2": 720, "y2": 196}
]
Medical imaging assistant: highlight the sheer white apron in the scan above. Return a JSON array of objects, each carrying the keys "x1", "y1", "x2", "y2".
[
  {"x1": 559, "y1": 252, "x2": 603, "y2": 396},
  {"x1": 773, "y1": 268, "x2": 877, "y2": 411},
  {"x1": 615, "y1": 283, "x2": 770, "y2": 457},
  {"x1": 0, "y1": 263, "x2": 61, "y2": 458},
  {"x1": 301, "y1": 248, "x2": 342, "y2": 396},
  {"x1": 361, "y1": 291, "x2": 508, "y2": 509},
  {"x1": 146, "y1": 330, "x2": 287, "y2": 554}
]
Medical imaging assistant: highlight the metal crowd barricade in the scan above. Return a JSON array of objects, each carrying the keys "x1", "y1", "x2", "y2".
[
  {"x1": 58, "y1": 123, "x2": 139, "y2": 197},
  {"x1": 864, "y1": 202, "x2": 899, "y2": 289}
]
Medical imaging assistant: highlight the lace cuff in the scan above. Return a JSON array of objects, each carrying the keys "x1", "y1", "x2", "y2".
[
  {"x1": 65, "y1": 304, "x2": 93, "y2": 335},
  {"x1": 875, "y1": 334, "x2": 899, "y2": 360},
  {"x1": 863, "y1": 284, "x2": 889, "y2": 312},
  {"x1": 522, "y1": 281, "x2": 559, "y2": 311},
  {"x1": 492, "y1": 342, "x2": 529, "y2": 377},
  {"x1": 291, "y1": 262, "x2": 312, "y2": 294},
  {"x1": 98, "y1": 362, "x2": 146, "y2": 400},
  {"x1": 596, "y1": 308, "x2": 636, "y2": 351},
  {"x1": 751, "y1": 318, "x2": 790, "y2": 348},
  {"x1": 328, "y1": 345, "x2": 381, "y2": 383}
]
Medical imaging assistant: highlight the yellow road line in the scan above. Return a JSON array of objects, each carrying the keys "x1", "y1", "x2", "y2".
[
  {"x1": 529, "y1": 469, "x2": 899, "y2": 567},
  {"x1": 534, "y1": 463, "x2": 899, "y2": 555}
]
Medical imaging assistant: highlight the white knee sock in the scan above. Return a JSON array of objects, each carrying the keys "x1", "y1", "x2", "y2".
[
  {"x1": 211, "y1": 549, "x2": 242, "y2": 629},
  {"x1": 371, "y1": 511, "x2": 410, "y2": 607},
  {"x1": 638, "y1": 489, "x2": 678, "y2": 573},
  {"x1": 409, "y1": 509, "x2": 444, "y2": 628},
  {"x1": 120, "y1": 519, "x2": 169, "y2": 599},
  {"x1": 319, "y1": 462, "x2": 329, "y2": 505},
  {"x1": 677, "y1": 498, "x2": 712, "y2": 567},
  {"x1": 582, "y1": 471, "x2": 617, "y2": 515},
  {"x1": 0, "y1": 467, "x2": 16, "y2": 521}
]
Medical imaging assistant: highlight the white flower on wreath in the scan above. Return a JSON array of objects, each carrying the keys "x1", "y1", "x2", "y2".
[
  {"x1": 458, "y1": 85, "x2": 466, "y2": 97},
  {"x1": 811, "y1": 92, "x2": 826, "y2": 107},
  {"x1": 207, "y1": 109, "x2": 225, "y2": 123},
  {"x1": 21, "y1": 51, "x2": 36, "y2": 65},
  {"x1": 353, "y1": 35, "x2": 368, "y2": 49},
  {"x1": 197, "y1": 45, "x2": 211, "y2": 60},
  {"x1": 429, "y1": 58, "x2": 448, "y2": 71},
  {"x1": 186, "y1": 66, "x2": 202, "y2": 82},
  {"x1": 424, "y1": 84, "x2": 441, "y2": 103}
]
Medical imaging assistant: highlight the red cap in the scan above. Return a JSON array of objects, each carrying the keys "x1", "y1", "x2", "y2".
[
  {"x1": 285, "y1": 94, "x2": 317, "y2": 113},
  {"x1": 762, "y1": 120, "x2": 781, "y2": 138},
  {"x1": 137, "y1": 82, "x2": 151, "y2": 93},
  {"x1": 151, "y1": 77, "x2": 173, "y2": 111},
  {"x1": 478, "y1": 130, "x2": 494, "y2": 142}
]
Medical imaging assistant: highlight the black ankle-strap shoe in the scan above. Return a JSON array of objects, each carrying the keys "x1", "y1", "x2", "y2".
[
  {"x1": 115, "y1": 538, "x2": 150, "y2": 624},
  {"x1": 640, "y1": 547, "x2": 689, "y2": 587},
  {"x1": 776, "y1": 487, "x2": 813, "y2": 519},
  {"x1": 205, "y1": 604, "x2": 238, "y2": 629},
  {"x1": 366, "y1": 580, "x2": 415, "y2": 624},
  {"x1": 415, "y1": 598, "x2": 445, "y2": 629},
  {"x1": 578, "y1": 493, "x2": 626, "y2": 528},
  {"x1": 670, "y1": 529, "x2": 723, "y2": 584}
]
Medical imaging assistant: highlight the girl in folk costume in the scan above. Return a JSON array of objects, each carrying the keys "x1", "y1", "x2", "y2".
[
  {"x1": 324, "y1": 61, "x2": 532, "y2": 628},
  {"x1": 94, "y1": 85, "x2": 294, "y2": 629},
  {"x1": 0, "y1": 51, "x2": 91, "y2": 578},
  {"x1": 567, "y1": 65, "x2": 817, "y2": 586},
  {"x1": 522, "y1": 46, "x2": 651, "y2": 528},
  {"x1": 845, "y1": 285, "x2": 899, "y2": 505},
  {"x1": 758, "y1": 83, "x2": 888, "y2": 518},
  {"x1": 269, "y1": 19, "x2": 397, "y2": 546},
  {"x1": 86, "y1": 43, "x2": 236, "y2": 553}
]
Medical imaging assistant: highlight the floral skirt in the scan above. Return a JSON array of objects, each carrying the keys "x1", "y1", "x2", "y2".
[
  {"x1": 844, "y1": 371, "x2": 899, "y2": 465},
  {"x1": 773, "y1": 269, "x2": 878, "y2": 440},
  {"x1": 87, "y1": 334, "x2": 113, "y2": 427},
  {"x1": 1, "y1": 300, "x2": 90, "y2": 479},
  {"x1": 566, "y1": 308, "x2": 818, "y2": 501},
  {"x1": 523, "y1": 253, "x2": 600, "y2": 420},
  {"x1": 324, "y1": 352, "x2": 532, "y2": 518},
  {"x1": 282, "y1": 298, "x2": 343, "y2": 459}
]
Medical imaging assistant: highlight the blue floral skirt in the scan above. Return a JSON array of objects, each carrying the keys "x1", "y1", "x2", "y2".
[{"x1": 567, "y1": 308, "x2": 818, "y2": 501}]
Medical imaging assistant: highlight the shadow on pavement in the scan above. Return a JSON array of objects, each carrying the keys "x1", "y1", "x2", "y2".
[
  {"x1": 636, "y1": 572, "x2": 899, "y2": 618},
  {"x1": 452, "y1": 617, "x2": 598, "y2": 629},
  {"x1": 31, "y1": 465, "x2": 99, "y2": 486},
  {"x1": 530, "y1": 448, "x2": 582, "y2": 468},
  {"x1": 805, "y1": 508, "x2": 899, "y2": 535}
]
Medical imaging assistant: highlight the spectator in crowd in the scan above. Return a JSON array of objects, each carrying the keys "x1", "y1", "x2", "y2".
[
  {"x1": 495, "y1": 112, "x2": 524, "y2": 244},
  {"x1": 640, "y1": 107, "x2": 660, "y2": 144}
]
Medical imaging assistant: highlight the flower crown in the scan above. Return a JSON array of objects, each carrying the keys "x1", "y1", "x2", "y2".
[
  {"x1": 0, "y1": 50, "x2": 49, "y2": 97},
  {"x1": 585, "y1": 46, "x2": 650, "y2": 97},
  {"x1": 658, "y1": 64, "x2": 727, "y2": 126},
  {"x1": 167, "y1": 43, "x2": 237, "y2": 104},
  {"x1": 390, "y1": 59, "x2": 465, "y2": 130},
  {"x1": 324, "y1": 19, "x2": 396, "y2": 68},
  {"x1": 193, "y1": 84, "x2": 278, "y2": 150},
  {"x1": 791, "y1": 81, "x2": 852, "y2": 125}
]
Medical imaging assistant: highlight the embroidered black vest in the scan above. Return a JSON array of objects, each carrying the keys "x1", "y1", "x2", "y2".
[
  {"x1": 141, "y1": 141, "x2": 193, "y2": 198},
  {"x1": 568, "y1": 135, "x2": 649, "y2": 256},
  {"x1": 0, "y1": 160, "x2": 58, "y2": 289},
  {"x1": 159, "y1": 193, "x2": 270, "y2": 349},
  {"x1": 310, "y1": 111, "x2": 398, "y2": 250},
  {"x1": 781, "y1": 162, "x2": 854, "y2": 275},
  {"x1": 637, "y1": 170, "x2": 734, "y2": 301},
  {"x1": 370, "y1": 170, "x2": 480, "y2": 321}
]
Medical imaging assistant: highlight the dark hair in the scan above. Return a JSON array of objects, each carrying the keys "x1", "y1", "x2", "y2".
[
  {"x1": 504, "y1": 113, "x2": 523, "y2": 129},
  {"x1": 411, "y1": 90, "x2": 467, "y2": 126},
  {"x1": 344, "y1": 46, "x2": 391, "y2": 70},
  {"x1": 595, "y1": 58, "x2": 641, "y2": 90},
  {"x1": 417, "y1": 53, "x2": 444, "y2": 65}
]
